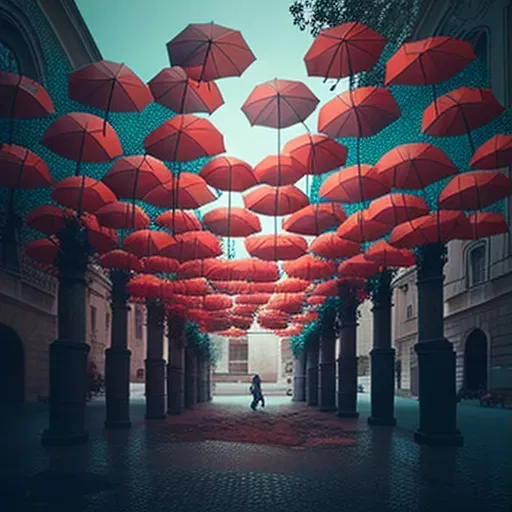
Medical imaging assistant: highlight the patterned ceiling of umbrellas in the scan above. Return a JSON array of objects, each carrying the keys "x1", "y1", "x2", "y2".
[{"x1": 1, "y1": 21, "x2": 512, "y2": 338}]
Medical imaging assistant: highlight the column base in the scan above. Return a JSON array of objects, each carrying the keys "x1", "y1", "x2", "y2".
[
  {"x1": 104, "y1": 347, "x2": 131, "y2": 430},
  {"x1": 368, "y1": 416, "x2": 396, "y2": 427},
  {"x1": 145, "y1": 414, "x2": 167, "y2": 420},
  {"x1": 41, "y1": 429, "x2": 89, "y2": 447},
  {"x1": 337, "y1": 411, "x2": 360, "y2": 419},
  {"x1": 104, "y1": 420, "x2": 132, "y2": 429},
  {"x1": 414, "y1": 429, "x2": 464, "y2": 447}
]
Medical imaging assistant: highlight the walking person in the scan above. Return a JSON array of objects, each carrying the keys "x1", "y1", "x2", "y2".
[{"x1": 250, "y1": 374, "x2": 265, "y2": 410}]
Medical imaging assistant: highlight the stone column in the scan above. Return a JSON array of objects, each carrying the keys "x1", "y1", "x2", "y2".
[
  {"x1": 42, "y1": 224, "x2": 90, "y2": 446},
  {"x1": 145, "y1": 300, "x2": 166, "y2": 420},
  {"x1": 292, "y1": 348, "x2": 307, "y2": 402},
  {"x1": 166, "y1": 314, "x2": 185, "y2": 415},
  {"x1": 207, "y1": 363, "x2": 213, "y2": 401},
  {"x1": 196, "y1": 351, "x2": 205, "y2": 403},
  {"x1": 318, "y1": 313, "x2": 336, "y2": 412},
  {"x1": 306, "y1": 334, "x2": 319, "y2": 406},
  {"x1": 368, "y1": 270, "x2": 397, "y2": 426},
  {"x1": 337, "y1": 286, "x2": 360, "y2": 418},
  {"x1": 105, "y1": 270, "x2": 132, "y2": 429},
  {"x1": 415, "y1": 243, "x2": 463, "y2": 446},
  {"x1": 184, "y1": 345, "x2": 197, "y2": 408}
]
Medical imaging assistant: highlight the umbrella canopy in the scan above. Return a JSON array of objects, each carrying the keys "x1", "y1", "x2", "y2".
[
  {"x1": 336, "y1": 209, "x2": 390, "y2": 243},
  {"x1": 304, "y1": 22, "x2": 386, "y2": 79},
  {"x1": 199, "y1": 156, "x2": 258, "y2": 191},
  {"x1": 141, "y1": 255, "x2": 180, "y2": 274},
  {"x1": 0, "y1": 71, "x2": 55, "y2": 118},
  {"x1": 319, "y1": 164, "x2": 390, "y2": 203},
  {"x1": 267, "y1": 293, "x2": 306, "y2": 314},
  {"x1": 375, "y1": 143, "x2": 458, "y2": 189},
  {"x1": 275, "y1": 278, "x2": 311, "y2": 293},
  {"x1": 245, "y1": 233, "x2": 308, "y2": 261},
  {"x1": 312, "y1": 280, "x2": 339, "y2": 297},
  {"x1": 237, "y1": 294, "x2": 272, "y2": 305},
  {"x1": 309, "y1": 232, "x2": 361, "y2": 259},
  {"x1": 25, "y1": 237, "x2": 59, "y2": 266},
  {"x1": 438, "y1": 171, "x2": 512, "y2": 211},
  {"x1": 155, "y1": 209, "x2": 202, "y2": 233},
  {"x1": 206, "y1": 258, "x2": 279, "y2": 282},
  {"x1": 144, "y1": 114, "x2": 225, "y2": 161},
  {"x1": 52, "y1": 176, "x2": 117, "y2": 213},
  {"x1": 465, "y1": 212, "x2": 509, "y2": 239},
  {"x1": 283, "y1": 133, "x2": 347, "y2": 175},
  {"x1": 68, "y1": 60, "x2": 153, "y2": 113},
  {"x1": 367, "y1": 193, "x2": 429, "y2": 226},
  {"x1": 148, "y1": 66, "x2": 223, "y2": 114},
  {"x1": 282, "y1": 254, "x2": 336, "y2": 280},
  {"x1": 213, "y1": 281, "x2": 276, "y2": 295},
  {"x1": 41, "y1": 112, "x2": 123, "y2": 162},
  {"x1": 216, "y1": 327, "x2": 248, "y2": 338},
  {"x1": 0, "y1": 144, "x2": 52, "y2": 188},
  {"x1": 318, "y1": 86, "x2": 400, "y2": 138},
  {"x1": 161, "y1": 231, "x2": 222, "y2": 262},
  {"x1": 26, "y1": 205, "x2": 71, "y2": 235},
  {"x1": 337, "y1": 254, "x2": 380, "y2": 278},
  {"x1": 122, "y1": 229, "x2": 176, "y2": 257},
  {"x1": 102, "y1": 154, "x2": 170, "y2": 199},
  {"x1": 202, "y1": 207, "x2": 261, "y2": 237},
  {"x1": 177, "y1": 258, "x2": 222, "y2": 279},
  {"x1": 422, "y1": 87, "x2": 504, "y2": 137},
  {"x1": 254, "y1": 154, "x2": 305, "y2": 186},
  {"x1": 364, "y1": 240, "x2": 415, "y2": 268},
  {"x1": 385, "y1": 36, "x2": 476, "y2": 86},
  {"x1": 95, "y1": 201, "x2": 150, "y2": 229},
  {"x1": 275, "y1": 325, "x2": 304, "y2": 337},
  {"x1": 293, "y1": 311, "x2": 318, "y2": 324},
  {"x1": 99, "y1": 249, "x2": 143, "y2": 272},
  {"x1": 470, "y1": 134, "x2": 512, "y2": 170},
  {"x1": 167, "y1": 22, "x2": 256, "y2": 82},
  {"x1": 81, "y1": 215, "x2": 118, "y2": 254},
  {"x1": 243, "y1": 184, "x2": 309, "y2": 216},
  {"x1": 282, "y1": 203, "x2": 346, "y2": 236},
  {"x1": 231, "y1": 304, "x2": 260, "y2": 316},
  {"x1": 242, "y1": 79, "x2": 319, "y2": 129}
]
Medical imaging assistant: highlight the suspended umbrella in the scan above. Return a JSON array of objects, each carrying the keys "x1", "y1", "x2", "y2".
[
  {"x1": 374, "y1": 143, "x2": 458, "y2": 190},
  {"x1": 293, "y1": 311, "x2": 318, "y2": 324},
  {"x1": 216, "y1": 327, "x2": 248, "y2": 338},
  {"x1": 206, "y1": 258, "x2": 279, "y2": 282},
  {"x1": 0, "y1": 71, "x2": 55, "y2": 143},
  {"x1": 275, "y1": 325, "x2": 304, "y2": 338},
  {"x1": 422, "y1": 87, "x2": 505, "y2": 152},
  {"x1": 161, "y1": 231, "x2": 223, "y2": 262},
  {"x1": 68, "y1": 60, "x2": 153, "y2": 133},
  {"x1": 337, "y1": 254, "x2": 380, "y2": 278},
  {"x1": 336, "y1": 209, "x2": 390, "y2": 243},
  {"x1": 99, "y1": 249, "x2": 144, "y2": 272},
  {"x1": 253, "y1": 154, "x2": 305, "y2": 186},
  {"x1": 213, "y1": 281, "x2": 275, "y2": 295},
  {"x1": 199, "y1": 156, "x2": 258, "y2": 191},
  {"x1": 245, "y1": 233, "x2": 308, "y2": 261},
  {"x1": 0, "y1": 144, "x2": 52, "y2": 188},
  {"x1": 178, "y1": 258, "x2": 222, "y2": 279},
  {"x1": 243, "y1": 184, "x2": 309, "y2": 216},
  {"x1": 258, "y1": 312, "x2": 288, "y2": 330},
  {"x1": 202, "y1": 207, "x2": 261, "y2": 237},
  {"x1": 231, "y1": 304, "x2": 260, "y2": 316},
  {"x1": 364, "y1": 240, "x2": 415, "y2": 268},
  {"x1": 470, "y1": 134, "x2": 512, "y2": 170},
  {"x1": 267, "y1": 293, "x2": 306, "y2": 314},
  {"x1": 465, "y1": 212, "x2": 510, "y2": 239},
  {"x1": 282, "y1": 254, "x2": 336, "y2": 280},
  {"x1": 95, "y1": 201, "x2": 150, "y2": 230},
  {"x1": 231, "y1": 315, "x2": 254, "y2": 331},
  {"x1": 312, "y1": 279, "x2": 339, "y2": 297},
  {"x1": 155, "y1": 209, "x2": 202, "y2": 233},
  {"x1": 126, "y1": 274, "x2": 164, "y2": 300},
  {"x1": 283, "y1": 202, "x2": 346, "y2": 235},
  {"x1": 310, "y1": 232, "x2": 361, "y2": 259},
  {"x1": 367, "y1": 193, "x2": 429, "y2": 227},
  {"x1": 307, "y1": 295, "x2": 326, "y2": 307},
  {"x1": 26, "y1": 205, "x2": 72, "y2": 235},
  {"x1": 52, "y1": 176, "x2": 117, "y2": 214},
  {"x1": 148, "y1": 66, "x2": 223, "y2": 114},
  {"x1": 141, "y1": 256, "x2": 180, "y2": 275},
  {"x1": 81, "y1": 214, "x2": 118, "y2": 254},
  {"x1": 438, "y1": 171, "x2": 512, "y2": 211},
  {"x1": 236, "y1": 294, "x2": 272, "y2": 305},
  {"x1": 167, "y1": 22, "x2": 256, "y2": 82},
  {"x1": 122, "y1": 229, "x2": 176, "y2": 257},
  {"x1": 25, "y1": 236, "x2": 60, "y2": 267},
  {"x1": 41, "y1": 112, "x2": 123, "y2": 174},
  {"x1": 168, "y1": 294, "x2": 201, "y2": 309},
  {"x1": 275, "y1": 278, "x2": 311, "y2": 293},
  {"x1": 168, "y1": 277, "x2": 212, "y2": 296},
  {"x1": 198, "y1": 294, "x2": 233, "y2": 311}
]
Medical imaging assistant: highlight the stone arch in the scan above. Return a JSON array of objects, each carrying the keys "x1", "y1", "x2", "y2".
[
  {"x1": 463, "y1": 328, "x2": 488, "y2": 392},
  {"x1": 0, "y1": 0, "x2": 47, "y2": 83},
  {"x1": 0, "y1": 322, "x2": 25, "y2": 402}
]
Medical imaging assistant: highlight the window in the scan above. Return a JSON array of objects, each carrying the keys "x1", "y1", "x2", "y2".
[
  {"x1": 228, "y1": 339, "x2": 248, "y2": 374},
  {"x1": 135, "y1": 307, "x2": 143, "y2": 339},
  {"x1": 406, "y1": 304, "x2": 413, "y2": 320},
  {"x1": 90, "y1": 306, "x2": 97, "y2": 337},
  {"x1": 467, "y1": 244, "x2": 486, "y2": 287},
  {"x1": 136, "y1": 368, "x2": 144, "y2": 379}
]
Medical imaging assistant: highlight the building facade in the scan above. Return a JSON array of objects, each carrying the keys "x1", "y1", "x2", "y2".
[{"x1": 392, "y1": 0, "x2": 512, "y2": 396}]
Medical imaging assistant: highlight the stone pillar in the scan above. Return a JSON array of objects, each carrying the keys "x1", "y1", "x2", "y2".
[
  {"x1": 337, "y1": 286, "x2": 360, "y2": 418},
  {"x1": 415, "y1": 243, "x2": 463, "y2": 446},
  {"x1": 167, "y1": 314, "x2": 185, "y2": 415},
  {"x1": 318, "y1": 313, "x2": 336, "y2": 412},
  {"x1": 206, "y1": 361, "x2": 212, "y2": 401},
  {"x1": 184, "y1": 345, "x2": 197, "y2": 408},
  {"x1": 292, "y1": 348, "x2": 307, "y2": 402},
  {"x1": 306, "y1": 335, "x2": 319, "y2": 406},
  {"x1": 196, "y1": 351, "x2": 206, "y2": 403},
  {"x1": 42, "y1": 224, "x2": 90, "y2": 446},
  {"x1": 368, "y1": 270, "x2": 396, "y2": 426},
  {"x1": 145, "y1": 300, "x2": 166, "y2": 420},
  {"x1": 105, "y1": 270, "x2": 132, "y2": 429}
]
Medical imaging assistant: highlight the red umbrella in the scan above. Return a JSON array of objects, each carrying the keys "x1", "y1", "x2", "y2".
[
  {"x1": 102, "y1": 155, "x2": 170, "y2": 199},
  {"x1": 231, "y1": 304, "x2": 260, "y2": 316},
  {"x1": 122, "y1": 229, "x2": 176, "y2": 257},
  {"x1": 141, "y1": 256, "x2": 180, "y2": 274},
  {"x1": 367, "y1": 193, "x2": 429, "y2": 226},
  {"x1": 201, "y1": 294, "x2": 233, "y2": 311},
  {"x1": 99, "y1": 249, "x2": 143, "y2": 272},
  {"x1": 245, "y1": 233, "x2": 308, "y2": 261},
  {"x1": 312, "y1": 280, "x2": 339, "y2": 297},
  {"x1": 144, "y1": 114, "x2": 225, "y2": 161},
  {"x1": 148, "y1": 66, "x2": 223, "y2": 114},
  {"x1": 304, "y1": 22, "x2": 386, "y2": 81},
  {"x1": 282, "y1": 254, "x2": 336, "y2": 280},
  {"x1": 231, "y1": 315, "x2": 254, "y2": 331},
  {"x1": 169, "y1": 278, "x2": 212, "y2": 296},
  {"x1": 214, "y1": 281, "x2": 276, "y2": 295},
  {"x1": 275, "y1": 325, "x2": 304, "y2": 337},
  {"x1": 52, "y1": 176, "x2": 117, "y2": 213},
  {"x1": 236, "y1": 294, "x2": 272, "y2": 306},
  {"x1": 337, "y1": 254, "x2": 380, "y2": 278},
  {"x1": 275, "y1": 278, "x2": 311, "y2": 293},
  {"x1": 365, "y1": 240, "x2": 415, "y2": 268},
  {"x1": 155, "y1": 209, "x2": 202, "y2": 233},
  {"x1": 199, "y1": 156, "x2": 258, "y2": 191},
  {"x1": 207, "y1": 258, "x2": 279, "y2": 282},
  {"x1": 318, "y1": 87, "x2": 400, "y2": 138},
  {"x1": 282, "y1": 203, "x2": 346, "y2": 236},
  {"x1": 95, "y1": 201, "x2": 150, "y2": 229},
  {"x1": 438, "y1": 171, "x2": 512, "y2": 211},
  {"x1": 385, "y1": 37, "x2": 476, "y2": 86},
  {"x1": 26, "y1": 205, "x2": 72, "y2": 235},
  {"x1": 178, "y1": 258, "x2": 222, "y2": 279},
  {"x1": 25, "y1": 237, "x2": 60, "y2": 266},
  {"x1": 81, "y1": 215, "x2": 118, "y2": 254},
  {"x1": 242, "y1": 79, "x2": 319, "y2": 129},
  {"x1": 254, "y1": 154, "x2": 305, "y2": 186},
  {"x1": 293, "y1": 311, "x2": 318, "y2": 324},
  {"x1": 307, "y1": 295, "x2": 326, "y2": 307},
  {"x1": 319, "y1": 164, "x2": 390, "y2": 203},
  {"x1": 202, "y1": 207, "x2": 261, "y2": 237},
  {"x1": 161, "y1": 231, "x2": 222, "y2": 262},
  {"x1": 336, "y1": 209, "x2": 390, "y2": 243},
  {"x1": 167, "y1": 22, "x2": 256, "y2": 82},
  {"x1": 465, "y1": 212, "x2": 509, "y2": 239},
  {"x1": 310, "y1": 232, "x2": 361, "y2": 259},
  {"x1": 470, "y1": 134, "x2": 512, "y2": 170},
  {"x1": 216, "y1": 327, "x2": 248, "y2": 338},
  {"x1": 375, "y1": 143, "x2": 458, "y2": 189},
  {"x1": 283, "y1": 133, "x2": 347, "y2": 175},
  {"x1": 41, "y1": 112, "x2": 123, "y2": 164},
  {"x1": 243, "y1": 184, "x2": 309, "y2": 216},
  {"x1": 0, "y1": 144, "x2": 52, "y2": 188},
  {"x1": 267, "y1": 293, "x2": 306, "y2": 314}
]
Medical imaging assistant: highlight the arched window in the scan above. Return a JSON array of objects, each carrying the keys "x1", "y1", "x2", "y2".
[{"x1": 466, "y1": 243, "x2": 487, "y2": 288}]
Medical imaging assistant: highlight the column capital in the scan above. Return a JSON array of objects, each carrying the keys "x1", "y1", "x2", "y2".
[{"x1": 416, "y1": 243, "x2": 447, "y2": 284}]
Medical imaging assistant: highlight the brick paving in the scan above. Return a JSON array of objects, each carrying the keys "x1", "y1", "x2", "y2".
[{"x1": 1, "y1": 394, "x2": 511, "y2": 511}]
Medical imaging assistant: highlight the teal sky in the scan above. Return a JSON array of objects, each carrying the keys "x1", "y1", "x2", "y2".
[{"x1": 75, "y1": 0, "x2": 348, "y2": 255}]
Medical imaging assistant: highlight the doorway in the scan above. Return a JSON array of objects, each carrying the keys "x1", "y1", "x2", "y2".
[
  {"x1": 0, "y1": 323, "x2": 25, "y2": 402},
  {"x1": 464, "y1": 329, "x2": 488, "y2": 392}
]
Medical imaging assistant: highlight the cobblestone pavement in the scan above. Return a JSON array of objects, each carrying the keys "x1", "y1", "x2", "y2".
[{"x1": 1, "y1": 394, "x2": 511, "y2": 512}]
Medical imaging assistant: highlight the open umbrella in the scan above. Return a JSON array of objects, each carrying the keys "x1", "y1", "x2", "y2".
[
  {"x1": 161, "y1": 231, "x2": 222, "y2": 262},
  {"x1": 254, "y1": 154, "x2": 305, "y2": 186},
  {"x1": 206, "y1": 258, "x2": 279, "y2": 282},
  {"x1": 122, "y1": 229, "x2": 176, "y2": 257},
  {"x1": 245, "y1": 233, "x2": 308, "y2": 261},
  {"x1": 26, "y1": 205, "x2": 72, "y2": 235},
  {"x1": 282, "y1": 254, "x2": 336, "y2": 280},
  {"x1": 202, "y1": 207, "x2": 261, "y2": 237},
  {"x1": 99, "y1": 249, "x2": 143, "y2": 272},
  {"x1": 336, "y1": 209, "x2": 390, "y2": 243},
  {"x1": 275, "y1": 278, "x2": 311, "y2": 293},
  {"x1": 199, "y1": 156, "x2": 258, "y2": 191},
  {"x1": 95, "y1": 201, "x2": 150, "y2": 230},
  {"x1": 282, "y1": 203, "x2": 346, "y2": 236},
  {"x1": 178, "y1": 258, "x2": 222, "y2": 279},
  {"x1": 309, "y1": 232, "x2": 361, "y2": 259},
  {"x1": 465, "y1": 212, "x2": 509, "y2": 239},
  {"x1": 243, "y1": 184, "x2": 309, "y2": 216},
  {"x1": 141, "y1": 255, "x2": 180, "y2": 274},
  {"x1": 0, "y1": 144, "x2": 52, "y2": 188},
  {"x1": 155, "y1": 209, "x2": 202, "y2": 233},
  {"x1": 470, "y1": 134, "x2": 512, "y2": 170},
  {"x1": 364, "y1": 240, "x2": 415, "y2": 268}
]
